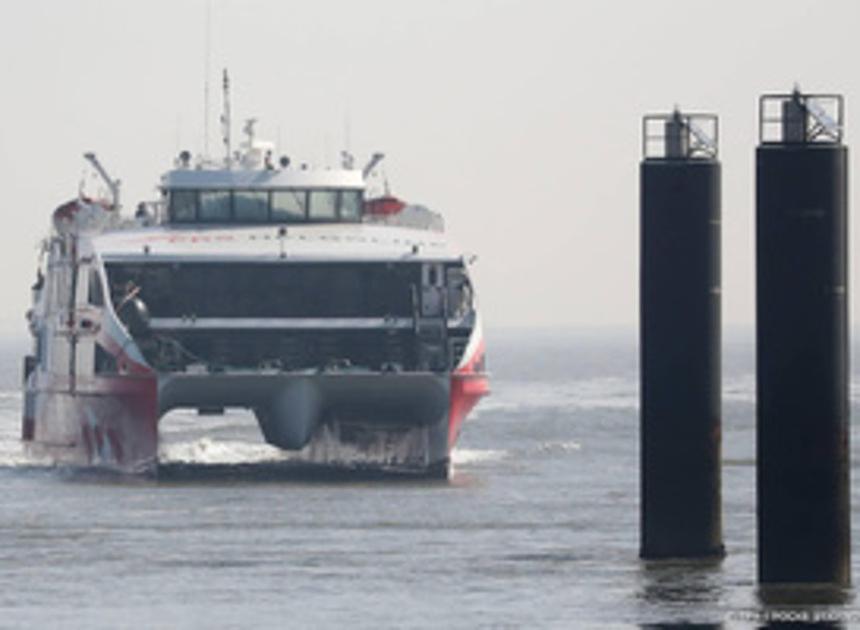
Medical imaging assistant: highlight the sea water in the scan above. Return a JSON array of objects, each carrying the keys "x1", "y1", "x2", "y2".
[{"x1": 0, "y1": 328, "x2": 858, "y2": 629}]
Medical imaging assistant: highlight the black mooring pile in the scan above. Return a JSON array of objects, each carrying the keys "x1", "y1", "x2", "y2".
[
  {"x1": 756, "y1": 90, "x2": 850, "y2": 585},
  {"x1": 640, "y1": 110, "x2": 724, "y2": 559}
]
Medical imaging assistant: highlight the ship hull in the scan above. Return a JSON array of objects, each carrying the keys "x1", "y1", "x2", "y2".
[
  {"x1": 23, "y1": 368, "x2": 488, "y2": 477},
  {"x1": 24, "y1": 203, "x2": 489, "y2": 477},
  {"x1": 24, "y1": 372, "x2": 159, "y2": 472}
]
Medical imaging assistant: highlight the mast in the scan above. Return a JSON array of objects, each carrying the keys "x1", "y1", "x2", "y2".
[
  {"x1": 203, "y1": 0, "x2": 212, "y2": 157},
  {"x1": 221, "y1": 69, "x2": 232, "y2": 167}
]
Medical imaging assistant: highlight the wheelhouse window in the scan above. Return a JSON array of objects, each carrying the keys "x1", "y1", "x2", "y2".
[
  {"x1": 271, "y1": 190, "x2": 307, "y2": 222},
  {"x1": 199, "y1": 191, "x2": 231, "y2": 222},
  {"x1": 234, "y1": 191, "x2": 269, "y2": 222},
  {"x1": 309, "y1": 190, "x2": 338, "y2": 221},
  {"x1": 166, "y1": 188, "x2": 364, "y2": 224},
  {"x1": 340, "y1": 190, "x2": 362, "y2": 221},
  {"x1": 170, "y1": 190, "x2": 197, "y2": 222}
]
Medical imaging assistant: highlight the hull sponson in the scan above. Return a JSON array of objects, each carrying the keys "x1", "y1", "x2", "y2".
[
  {"x1": 27, "y1": 374, "x2": 158, "y2": 471},
  {"x1": 22, "y1": 301, "x2": 160, "y2": 471},
  {"x1": 26, "y1": 356, "x2": 485, "y2": 476},
  {"x1": 448, "y1": 321, "x2": 489, "y2": 449},
  {"x1": 26, "y1": 374, "x2": 449, "y2": 474},
  {"x1": 26, "y1": 341, "x2": 488, "y2": 476}
]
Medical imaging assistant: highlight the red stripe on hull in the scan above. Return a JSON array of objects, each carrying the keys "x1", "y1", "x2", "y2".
[
  {"x1": 78, "y1": 377, "x2": 158, "y2": 469},
  {"x1": 448, "y1": 338, "x2": 489, "y2": 449},
  {"x1": 448, "y1": 373, "x2": 489, "y2": 449}
]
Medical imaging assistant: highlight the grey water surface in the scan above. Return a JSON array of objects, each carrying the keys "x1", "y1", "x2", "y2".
[{"x1": 1, "y1": 329, "x2": 858, "y2": 629}]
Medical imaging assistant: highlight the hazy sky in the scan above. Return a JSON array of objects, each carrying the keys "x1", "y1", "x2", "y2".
[{"x1": 0, "y1": 0, "x2": 858, "y2": 335}]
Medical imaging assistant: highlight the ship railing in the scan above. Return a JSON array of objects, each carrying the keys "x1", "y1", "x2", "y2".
[
  {"x1": 642, "y1": 112, "x2": 719, "y2": 160},
  {"x1": 759, "y1": 91, "x2": 843, "y2": 144}
]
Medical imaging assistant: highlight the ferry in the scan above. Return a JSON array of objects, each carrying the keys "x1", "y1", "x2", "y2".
[{"x1": 21, "y1": 86, "x2": 488, "y2": 477}]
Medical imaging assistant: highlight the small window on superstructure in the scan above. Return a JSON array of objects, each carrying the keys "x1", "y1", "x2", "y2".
[
  {"x1": 309, "y1": 190, "x2": 338, "y2": 221},
  {"x1": 88, "y1": 269, "x2": 104, "y2": 306},
  {"x1": 94, "y1": 344, "x2": 118, "y2": 374},
  {"x1": 272, "y1": 190, "x2": 307, "y2": 222},
  {"x1": 36, "y1": 331, "x2": 45, "y2": 367},
  {"x1": 199, "y1": 191, "x2": 232, "y2": 222},
  {"x1": 170, "y1": 190, "x2": 197, "y2": 222},
  {"x1": 340, "y1": 190, "x2": 363, "y2": 221},
  {"x1": 234, "y1": 191, "x2": 269, "y2": 222}
]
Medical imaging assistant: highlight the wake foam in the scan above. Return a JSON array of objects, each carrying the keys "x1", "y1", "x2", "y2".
[
  {"x1": 535, "y1": 440, "x2": 581, "y2": 454},
  {"x1": 723, "y1": 374, "x2": 755, "y2": 404},
  {"x1": 451, "y1": 448, "x2": 507, "y2": 465},
  {"x1": 474, "y1": 377, "x2": 638, "y2": 416},
  {"x1": 159, "y1": 437, "x2": 287, "y2": 465}
]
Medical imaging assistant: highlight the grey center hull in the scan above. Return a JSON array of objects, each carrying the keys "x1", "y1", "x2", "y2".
[{"x1": 158, "y1": 371, "x2": 453, "y2": 472}]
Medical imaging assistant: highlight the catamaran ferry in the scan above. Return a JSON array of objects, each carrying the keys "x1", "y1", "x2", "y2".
[{"x1": 21, "y1": 85, "x2": 488, "y2": 477}]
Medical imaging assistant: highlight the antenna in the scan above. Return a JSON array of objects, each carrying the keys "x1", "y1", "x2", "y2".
[
  {"x1": 203, "y1": 0, "x2": 212, "y2": 157},
  {"x1": 341, "y1": 111, "x2": 355, "y2": 168},
  {"x1": 362, "y1": 152, "x2": 385, "y2": 179},
  {"x1": 83, "y1": 153, "x2": 121, "y2": 211},
  {"x1": 221, "y1": 68, "x2": 232, "y2": 167},
  {"x1": 175, "y1": 114, "x2": 182, "y2": 154},
  {"x1": 344, "y1": 110, "x2": 352, "y2": 154},
  {"x1": 243, "y1": 118, "x2": 258, "y2": 145}
]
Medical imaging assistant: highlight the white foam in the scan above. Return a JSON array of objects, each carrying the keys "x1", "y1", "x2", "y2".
[
  {"x1": 852, "y1": 380, "x2": 860, "y2": 404},
  {"x1": 0, "y1": 426, "x2": 56, "y2": 468},
  {"x1": 724, "y1": 374, "x2": 860, "y2": 405},
  {"x1": 0, "y1": 445, "x2": 48, "y2": 467},
  {"x1": 0, "y1": 407, "x2": 30, "y2": 467},
  {"x1": 451, "y1": 448, "x2": 507, "y2": 465},
  {"x1": 469, "y1": 372, "x2": 860, "y2": 416},
  {"x1": 473, "y1": 376, "x2": 638, "y2": 416},
  {"x1": 159, "y1": 437, "x2": 287, "y2": 464},
  {"x1": 723, "y1": 373, "x2": 755, "y2": 404},
  {"x1": 160, "y1": 417, "x2": 256, "y2": 436},
  {"x1": 536, "y1": 440, "x2": 581, "y2": 454}
]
